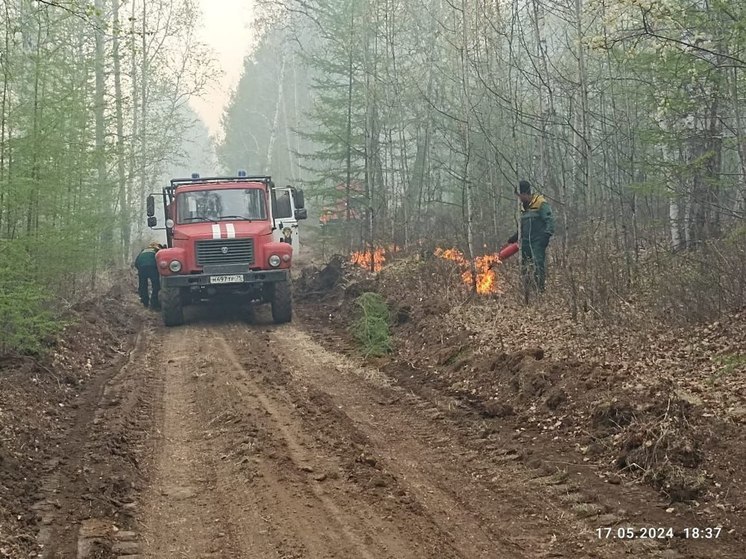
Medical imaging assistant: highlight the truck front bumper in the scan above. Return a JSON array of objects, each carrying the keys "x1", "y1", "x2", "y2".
[{"x1": 162, "y1": 269, "x2": 289, "y2": 288}]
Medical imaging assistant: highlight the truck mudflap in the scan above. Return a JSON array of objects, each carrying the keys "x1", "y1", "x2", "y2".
[{"x1": 162, "y1": 269, "x2": 289, "y2": 288}]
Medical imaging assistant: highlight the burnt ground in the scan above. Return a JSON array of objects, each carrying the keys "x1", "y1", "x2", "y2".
[{"x1": 0, "y1": 260, "x2": 744, "y2": 558}]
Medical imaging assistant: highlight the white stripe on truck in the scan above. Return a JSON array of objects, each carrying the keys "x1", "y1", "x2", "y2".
[
  {"x1": 212, "y1": 224, "x2": 221, "y2": 239},
  {"x1": 226, "y1": 223, "x2": 236, "y2": 238}
]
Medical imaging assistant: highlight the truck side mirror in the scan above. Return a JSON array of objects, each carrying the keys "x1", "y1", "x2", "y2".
[
  {"x1": 294, "y1": 189, "x2": 305, "y2": 209},
  {"x1": 294, "y1": 208, "x2": 308, "y2": 220},
  {"x1": 147, "y1": 216, "x2": 157, "y2": 228},
  {"x1": 146, "y1": 195, "x2": 155, "y2": 217}
]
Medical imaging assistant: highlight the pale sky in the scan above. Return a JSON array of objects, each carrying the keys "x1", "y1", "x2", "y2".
[{"x1": 189, "y1": 0, "x2": 256, "y2": 139}]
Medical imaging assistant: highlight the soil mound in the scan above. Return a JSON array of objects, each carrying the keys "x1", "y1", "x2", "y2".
[{"x1": 0, "y1": 283, "x2": 143, "y2": 557}]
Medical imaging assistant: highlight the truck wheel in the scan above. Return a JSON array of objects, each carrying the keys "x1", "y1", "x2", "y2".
[
  {"x1": 271, "y1": 281, "x2": 292, "y2": 324},
  {"x1": 161, "y1": 287, "x2": 184, "y2": 327}
]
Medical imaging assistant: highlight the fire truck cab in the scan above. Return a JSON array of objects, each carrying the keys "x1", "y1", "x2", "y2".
[{"x1": 145, "y1": 172, "x2": 306, "y2": 327}]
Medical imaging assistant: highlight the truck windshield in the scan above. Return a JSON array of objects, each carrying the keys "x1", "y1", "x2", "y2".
[{"x1": 176, "y1": 189, "x2": 267, "y2": 224}]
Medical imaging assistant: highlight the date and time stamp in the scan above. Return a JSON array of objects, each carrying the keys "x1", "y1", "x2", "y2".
[{"x1": 596, "y1": 526, "x2": 723, "y2": 540}]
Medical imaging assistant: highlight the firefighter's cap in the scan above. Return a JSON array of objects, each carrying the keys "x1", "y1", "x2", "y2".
[{"x1": 517, "y1": 180, "x2": 532, "y2": 194}]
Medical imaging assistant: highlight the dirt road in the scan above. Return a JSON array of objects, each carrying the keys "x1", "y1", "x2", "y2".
[{"x1": 21, "y1": 305, "x2": 742, "y2": 559}]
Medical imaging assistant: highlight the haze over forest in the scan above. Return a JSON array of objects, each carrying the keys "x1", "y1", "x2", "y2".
[{"x1": 1, "y1": 0, "x2": 745, "y2": 342}]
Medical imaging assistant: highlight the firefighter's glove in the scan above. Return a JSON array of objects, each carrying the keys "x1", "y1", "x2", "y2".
[{"x1": 507, "y1": 232, "x2": 518, "y2": 245}]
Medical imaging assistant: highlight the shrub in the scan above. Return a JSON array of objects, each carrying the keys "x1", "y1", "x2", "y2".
[
  {"x1": 646, "y1": 233, "x2": 746, "y2": 323},
  {"x1": 351, "y1": 292, "x2": 391, "y2": 357}
]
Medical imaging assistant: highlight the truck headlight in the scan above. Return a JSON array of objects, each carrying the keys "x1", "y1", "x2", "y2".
[
  {"x1": 169, "y1": 260, "x2": 182, "y2": 272},
  {"x1": 268, "y1": 254, "x2": 281, "y2": 267}
]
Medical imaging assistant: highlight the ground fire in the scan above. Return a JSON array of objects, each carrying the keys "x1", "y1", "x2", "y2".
[
  {"x1": 351, "y1": 247, "x2": 386, "y2": 272},
  {"x1": 435, "y1": 247, "x2": 502, "y2": 295}
]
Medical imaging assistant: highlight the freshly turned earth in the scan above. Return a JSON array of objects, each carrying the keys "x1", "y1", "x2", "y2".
[{"x1": 1, "y1": 272, "x2": 744, "y2": 559}]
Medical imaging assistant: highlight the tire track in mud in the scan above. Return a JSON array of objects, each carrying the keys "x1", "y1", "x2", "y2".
[
  {"x1": 133, "y1": 308, "x2": 732, "y2": 559},
  {"x1": 291, "y1": 315, "x2": 746, "y2": 559},
  {"x1": 225, "y1": 320, "x2": 695, "y2": 559},
  {"x1": 139, "y1": 324, "x2": 435, "y2": 558},
  {"x1": 199, "y1": 323, "x2": 466, "y2": 558},
  {"x1": 34, "y1": 320, "x2": 161, "y2": 559},
  {"x1": 31, "y1": 310, "x2": 698, "y2": 559},
  {"x1": 27, "y1": 299, "x2": 740, "y2": 559},
  {"x1": 211, "y1": 333, "x2": 384, "y2": 559},
  {"x1": 228, "y1": 324, "x2": 559, "y2": 559},
  {"x1": 138, "y1": 330, "x2": 269, "y2": 558}
]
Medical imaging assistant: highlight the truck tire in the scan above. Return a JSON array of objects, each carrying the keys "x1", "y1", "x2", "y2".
[
  {"x1": 271, "y1": 281, "x2": 292, "y2": 324},
  {"x1": 161, "y1": 287, "x2": 184, "y2": 327}
]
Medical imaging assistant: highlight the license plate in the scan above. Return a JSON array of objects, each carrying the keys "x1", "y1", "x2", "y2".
[{"x1": 210, "y1": 274, "x2": 244, "y2": 284}]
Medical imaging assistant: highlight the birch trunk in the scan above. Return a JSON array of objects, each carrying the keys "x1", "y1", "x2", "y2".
[
  {"x1": 113, "y1": 0, "x2": 129, "y2": 258},
  {"x1": 461, "y1": 0, "x2": 476, "y2": 290},
  {"x1": 733, "y1": 68, "x2": 746, "y2": 215},
  {"x1": 265, "y1": 50, "x2": 286, "y2": 174},
  {"x1": 94, "y1": 0, "x2": 107, "y2": 254},
  {"x1": 0, "y1": 0, "x2": 10, "y2": 236},
  {"x1": 574, "y1": 0, "x2": 592, "y2": 211},
  {"x1": 140, "y1": 0, "x2": 147, "y2": 237}
]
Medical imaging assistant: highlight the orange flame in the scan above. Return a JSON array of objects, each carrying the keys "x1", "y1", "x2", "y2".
[
  {"x1": 435, "y1": 248, "x2": 502, "y2": 295},
  {"x1": 434, "y1": 247, "x2": 468, "y2": 267},
  {"x1": 351, "y1": 247, "x2": 386, "y2": 272}
]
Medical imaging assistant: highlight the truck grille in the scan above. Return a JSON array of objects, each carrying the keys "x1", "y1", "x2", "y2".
[{"x1": 196, "y1": 239, "x2": 254, "y2": 266}]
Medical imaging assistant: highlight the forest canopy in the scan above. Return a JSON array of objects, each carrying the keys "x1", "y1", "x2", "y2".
[
  {"x1": 0, "y1": 0, "x2": 214, "y2": 353},
  {"x1": 219, "y1": 0, "x2": 746, "y2": 321}
]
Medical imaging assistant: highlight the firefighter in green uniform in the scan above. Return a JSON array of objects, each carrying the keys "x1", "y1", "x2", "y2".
[
  {"x1": 508, "y1": 180, "x2": 555, "y2": 292},
  {"x1": 133, "y1": 241, "x2": 163, "y2": 309}
]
